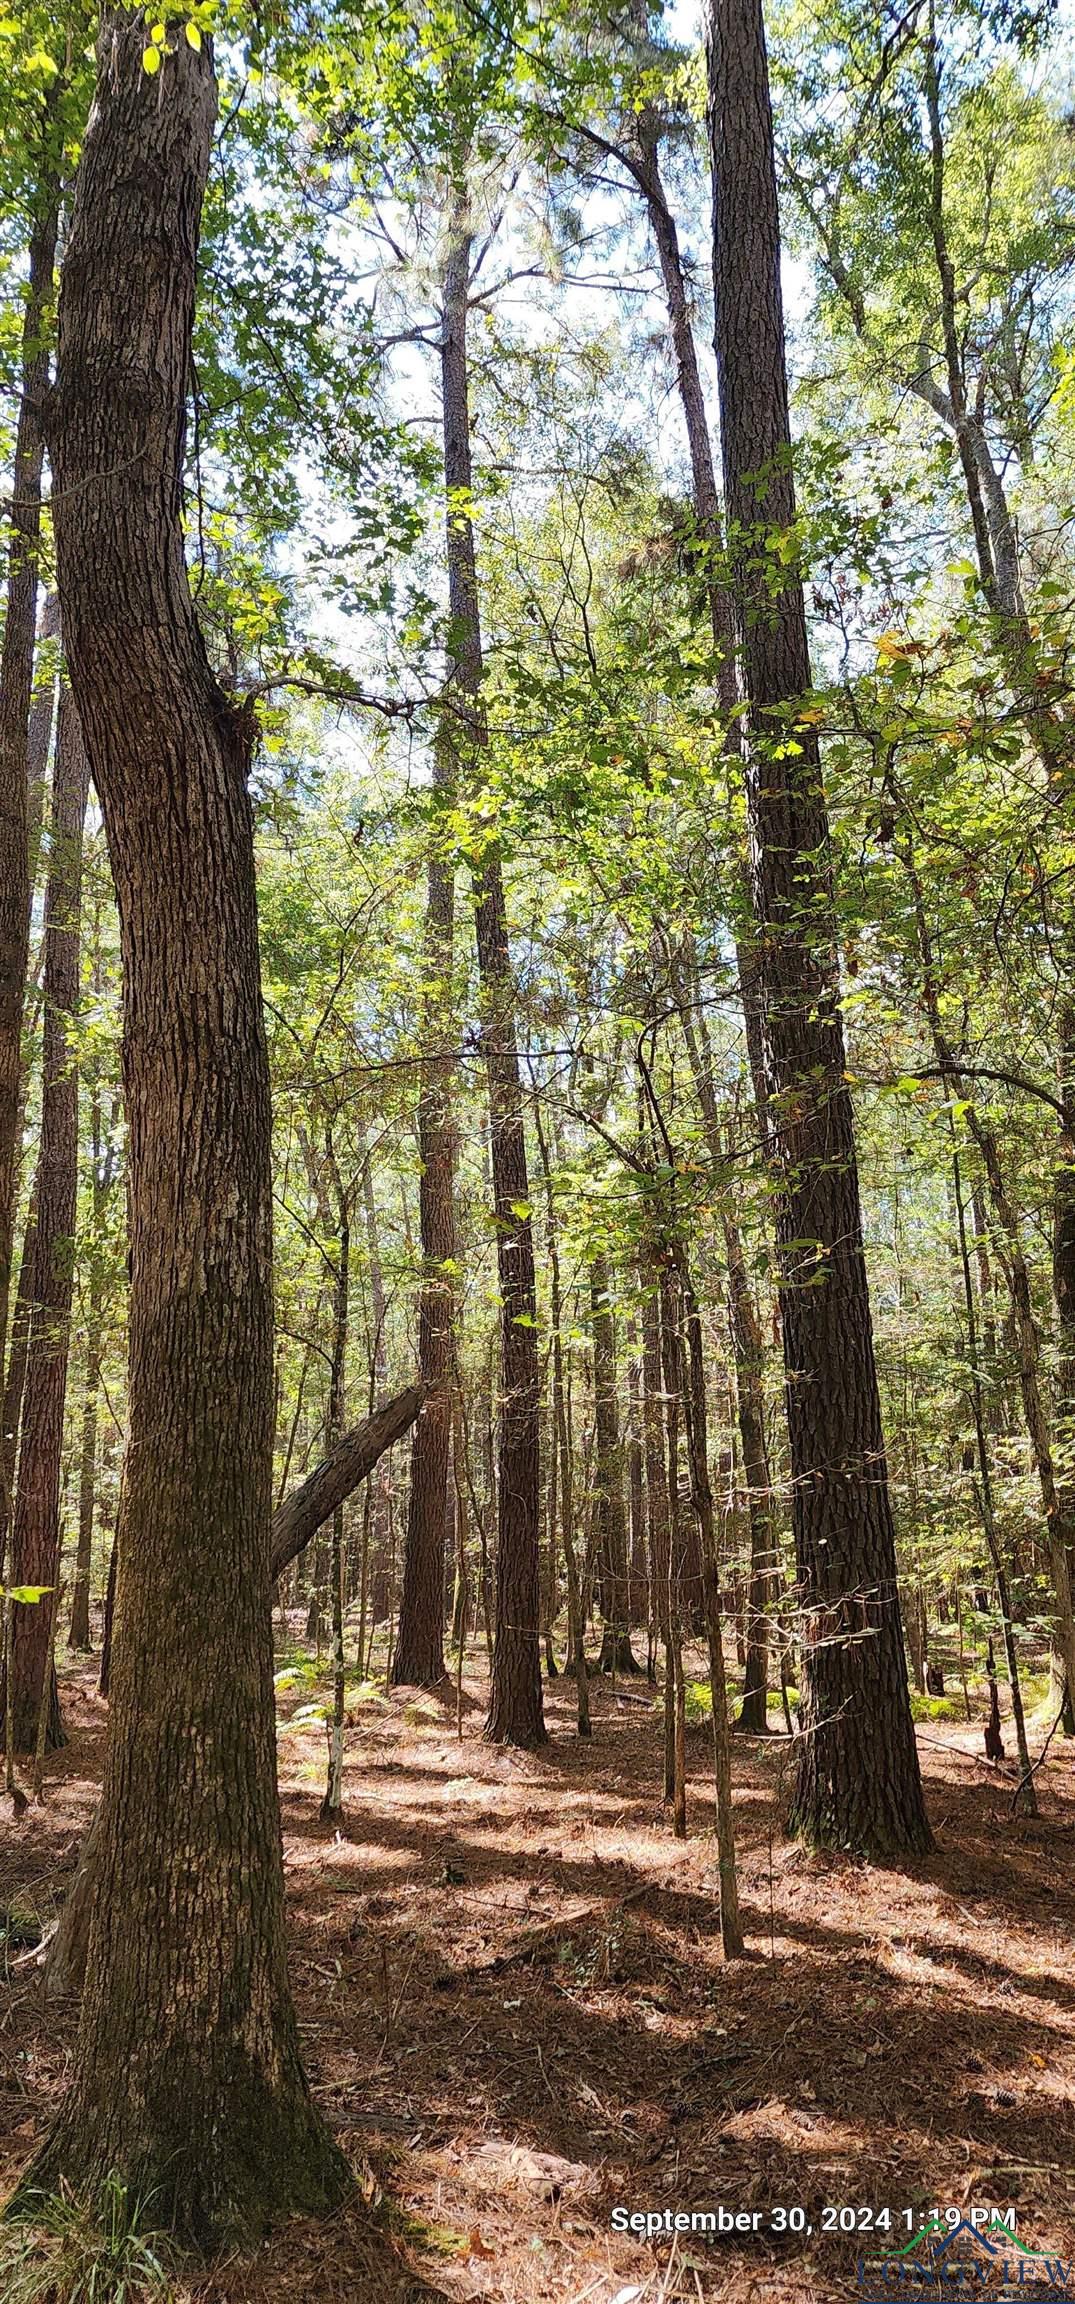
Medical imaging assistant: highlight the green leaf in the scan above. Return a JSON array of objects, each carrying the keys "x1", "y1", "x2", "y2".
[{"x1": 142, "y1": 42, "x2": 161, "y2": 71}]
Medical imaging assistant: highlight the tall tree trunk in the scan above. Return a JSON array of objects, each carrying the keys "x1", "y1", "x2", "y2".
[
  {"x1": 641, "y1": 1254, "x2": 673, "y2": 1781},
  {"x1": 26, "y1": 589, "x2": 60, "y2": 883},
  {"x1": 704, "y1": 0, "x2": 930, "y2": 1855},
  {"x1": 658, "y1": 1256, "x2": 688, "y2": 1837},
  {"x1": 70, "y1": 1069, "x2": 119, "y2": 1653},
  {"x1": 69, "y1": 1277, "x2": 103, "y2": 1655},
  {"x1": 0, "y1": 161, "x2": 59, "y2": 1389},
  {"x1": 393, "y1": 739, "x2": 457, "y2": 1686},
  {"x1": 623, "y1": 111, "x2": 781, "y2": 1720},
  {"x1": 626, "y1": 1328, "x2": 646, "y2": 1624},
  {"x1": 6, "y1": 683, "x2": 90, "y2": 1750},
  {"x1": 321, "y1": 1146, "x2": 349, "y2": 1818},
  {"x1": 669, "y1": 1243, "x2": 744, "y2": 1952},
  {"x1": 949, "y1": 1141, "x2": 1035, "y2": 1811},
  {"x1": 672, "y1": 940, "x2": 777, "y2": 1730},
  {"x1": 1056, "y1": 1013, "x2": 1075, "y2": 1726},
  {"x1": 0, "y1": 598, "x2": 61, "y2": 1583},
  {"x1": 438, "y1": 185, "x2": 544, "y2": 1746},
  {"x1": 0, "y1": 1181, "x2": 37, "y2": 1582},
  {"x1": 534, "y1": 1091, "x2": 589, "y2": 1729},
  {"x1": 21, "y1": 17, "x2": 348, "y2": 2239},
  {"x1": 590, "y1": 1249, "x2": 639, "y2": 1673}
]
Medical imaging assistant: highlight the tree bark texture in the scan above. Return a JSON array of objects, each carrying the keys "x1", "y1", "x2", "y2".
[
  {"x1": 705, "y1": 0, "x2": 930, "y2": 1855},
  {"x1": 24, "y1": 17, "x2": 349, "y2": 2240}
]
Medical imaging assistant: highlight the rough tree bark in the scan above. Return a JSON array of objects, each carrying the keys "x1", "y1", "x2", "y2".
[
  {"x1": 48, "y1": 1381, "x2": 423, "y2": 2004},
  {"x1": 622, "y1": 102, "x2": 779, "y2": 1725},
  {"x1": 705, "y1": 0, "x2": 930, "y2": 1855},
  {"x1": 19, "y1": 16, "x2": 349, "y2": 2240},
  {"x1": 6, "y1": 682, "x2": 90, "y2": 1751}
]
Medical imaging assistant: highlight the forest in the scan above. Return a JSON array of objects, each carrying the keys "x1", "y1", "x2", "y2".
[{"x1": 0, "y1": 0, "x2": 1073, "y2": 2296}]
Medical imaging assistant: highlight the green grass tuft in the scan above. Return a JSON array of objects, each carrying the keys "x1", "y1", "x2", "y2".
[
  {"x1": 909, "y1": 1691, "x2": 962, "y2": 1722},
  {"x1": 0, "y1": 2176, "x2": 180, "y2": 2303}
]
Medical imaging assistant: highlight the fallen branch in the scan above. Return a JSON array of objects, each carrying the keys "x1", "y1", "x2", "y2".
[
  {"x1": 270, "y1": 1383, "x2": 424, "y2": 1581},
  {"x1": 477, "y1": 1882, "x2": 653, "y2": 1975},
  {"x1": 48, "y1": 1383, "x2": 425, "y2": 2003}
]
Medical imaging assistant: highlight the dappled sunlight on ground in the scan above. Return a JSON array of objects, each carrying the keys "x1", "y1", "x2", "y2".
[{"x1": 2, "y1": 1648, "x2": 1073, "y2": 2301}]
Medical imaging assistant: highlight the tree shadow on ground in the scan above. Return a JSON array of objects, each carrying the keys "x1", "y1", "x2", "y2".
[{"x1": 5, "y1": 1659, "x2": 1074, "y2": 2304}]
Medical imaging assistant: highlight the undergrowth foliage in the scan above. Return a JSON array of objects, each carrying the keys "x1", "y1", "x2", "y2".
[{"x1": 0, "y1": 2177, "x2": 180, "y2": 2304}]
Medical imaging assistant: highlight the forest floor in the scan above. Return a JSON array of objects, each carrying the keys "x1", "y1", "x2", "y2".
[{"x1": 2, "y1": 1644, "x2": 1074, "y2": 2304}]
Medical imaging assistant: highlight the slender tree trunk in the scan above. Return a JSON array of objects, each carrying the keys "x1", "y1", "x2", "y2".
[
  {"x1": 704, "y1": 0, "x2": 930, "y2": 1856},
  {"x1": 949, "y1": 1143, "x2": 1035, "y2": 1811},
  {"x1": 0, "y1": 163, "x2": 59, "y2": 1390},
  {"x1": 590, "y1": 1249, "x2": 640, "y2": 1673},
  {"x1": 618, "y1": 80, "x2": 782, "y2": 1723},
  {"x1": 659, "y1": 1258, "x2": 688, "y2": 1837},
  {"x1": 673, "y1": 943, "x2": 777, "y2": 1729},
  {"x1": 632, "y1": 124, "x2": 781, "y2": 1723},
  {"x1": 670, "y1": 1244, "x2": 744, "y2": 1950},
  {"x1": 26, "y1": 591, "x2": 61, "y2": 899},
  {"x1": 359, "y1": 1139, "x2": 394, "y2": 1628},
  {"x1": 70, "y1": 1076, "x2": 118, "y2": 1653},
  {"x1": 70, "y1": 1266, "x2": 102, "y2": 1653},
  {"x1": 437, "y1": 185, "x2": 544, "y2": 1745},
  {"x1": 321, "y1": 1157, "x2": 349, "y2": 1818},
  {"x1": 6, "y1": 684, "x2": 90, "y2": 1750},
  {"x1": 626, "y1": 1329, "x2": 646, "y2": 1624},
  {"x1": 0, "y1": 1182, "x2": 37, "y2": 1583},
  {"x1": 21, "y1": 19, "x2": 348, "y2": 2238},
  {"x1": 641, "y1": 1255, "x2": 673, "y2": 1785},
  {"x1": 1056, "y1": 1013, "x2": 1075, "y2": 1728},
  {"x1": 393, "y1": 753, "x2": 456, "y2": 1686},
  {"x1": 98, "y1": 1528, "x2": 117, "y2": 1698},
  {"x1": 542, "y1": 1360, "x2": 559, "y2": 1676},
  {"x1": 534, "y1": 1092, "x2": 588, "y2": 1729},
  {"x1": 0, "y1": 599, "x2": 61, "y2": 1584}
]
